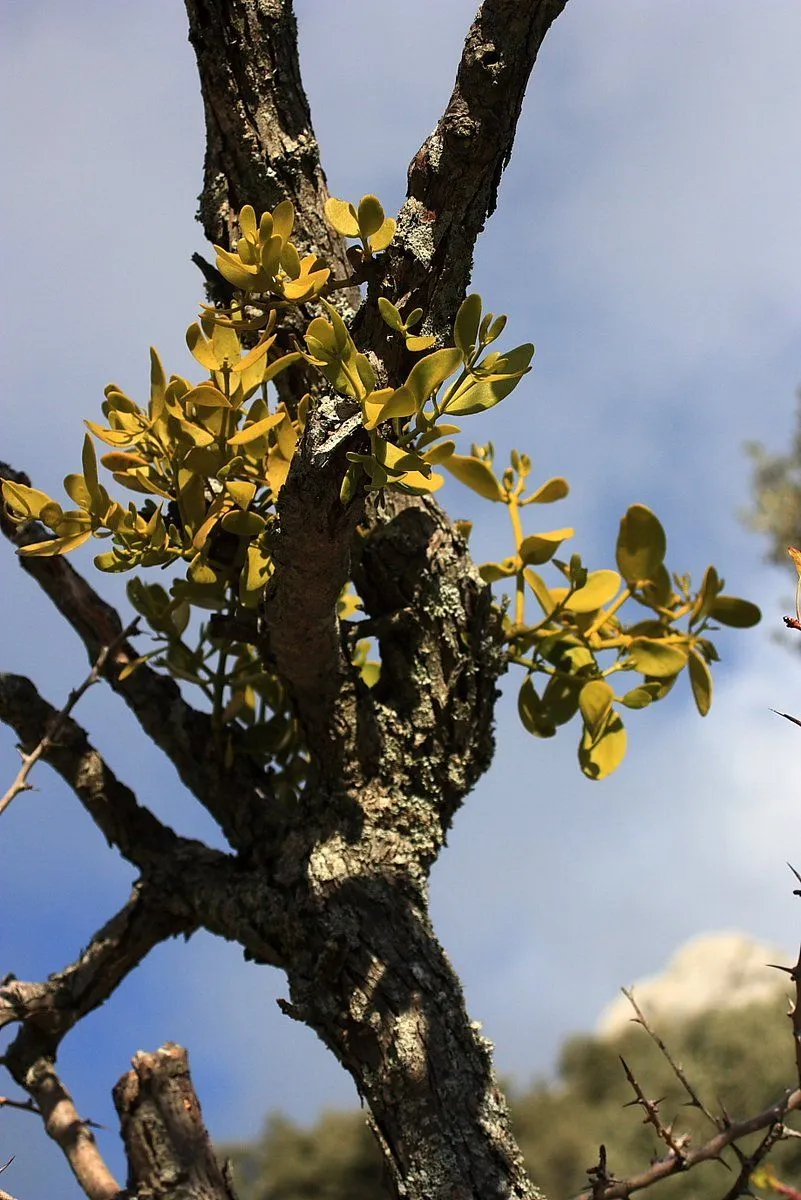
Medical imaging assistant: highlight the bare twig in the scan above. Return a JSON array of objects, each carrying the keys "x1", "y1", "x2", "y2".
[
  {"x1": 772, "y1": 707, "x2": 801, "y2": 730},
  {"x1": 622, "y1": 987, "x2": 718, "y2": 1126},
  {"x1": 0, "y1": 619, "x2": 139, "y2": 818},
  {"x1": 767, "y1": 943, "x2": 801, "y2": 1090},
  {"x1": 619, "y1": 1056, "x2": 688, "y2": 1163},
  {"x1": 0, "y1": 672, "x2": 194, "y2": 868},
  {"x1": 576, "y1": 1087, "x2": 801, "y2": 1199},
  {"x1": 585, "y1": 1145, "x2": 616, "y2": 1199},
  {"x1": 721, "y1": 1122, "x2": 784, "y2": 1200},
  {"x1": 0, "y1": 1094, "x2": 38, "y2": 1116}
]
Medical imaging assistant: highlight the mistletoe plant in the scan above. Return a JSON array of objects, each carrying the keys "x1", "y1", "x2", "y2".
[{"x1": 2, "y1": 194, "x2": 759, "y2": 784}]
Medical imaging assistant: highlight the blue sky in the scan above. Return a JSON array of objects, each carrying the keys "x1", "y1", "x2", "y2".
[{"x1": 1, "y1": 3, "x2": 800, "y2": 1197}]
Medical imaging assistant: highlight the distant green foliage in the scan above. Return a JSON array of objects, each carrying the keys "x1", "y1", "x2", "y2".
[
  {"x1": 221, "y1": 997, "x2": 801, "y2": 1200},
  {"x1": 746, "y1": 389, "x2": 801, "y2": 569}
]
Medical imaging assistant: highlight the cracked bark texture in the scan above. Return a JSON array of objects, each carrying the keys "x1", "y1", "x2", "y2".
[{"x1": 0, "y1": 2, "x2": 569, "y2": 1198}]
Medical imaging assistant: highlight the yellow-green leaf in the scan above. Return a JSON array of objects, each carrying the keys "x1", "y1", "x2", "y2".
[
  {"x1": 444, "y1": 454, "x2": 503, "y2": 502},
  {"x1": 405, "y1": 334, "x2": 436, "y2": 352},
  {"x1": 20, "y1": 530, "x2": 92, "y2": 556},
  {"x1": 616, "y1": 504, "x2": 666, "y2": 585},
  {"x1": 378, "y1": 297, "x2": 403, "y2": 331},
  {"x1": 454, "y1": 293, "x2": 482, "y2": 357},
  {"x1": 186, "y1": 323, "x2": 220, "y2": 371},
  {"x1": 579, "y1": 713, "x2": 627, "y2": 780},
  {"x1": 184, "y1": 384, "x2": 232, "y2": 409},
  {"x1": 578, "y1": 679, "x2": 615, "y2": 738},
  {"x1": 628, "y1": 638, "x2": 688, "y2": 678},
  {"x1": 227, "y1": 412, "x2": 285, "y2": 445},
  {"x1": 524, "y1": 568, "x2": 555, "y2": 615},
  {"x1": 220, "y1": 509, "x2": 266, "y2": 537},
  {"x1": 480, "y1": 558, "x2": 520, "y2": 583},
  {"x1": 405, "y1": 348, "x2": 463, "y2": 404},
  {"x1": 564, "y1": 569, "x2": 622, "y2": 614},
  {"x1": 518, "y1": 676, "x2": 556, "y2": 738},
  {"x1": 2, "y1": 480, "x2": 58, "y2": 521},
  {"x1": 271, "y1": 199, "x2": 294, "y2": 245},
  {"x1": 368, "y1": 218, "x2": 396, "y2": 253},
  {"x1": 709, "y1": 595, "x2": 761, "y2": 628},
  {"x1": 525, "y1": 476, "x2": 569, "y2": 504},
  {"x1": 519, "y1": 528, "x2": 574, "y2": 566},
  {"x1": 325, "y1": 197, "x2": 360, "y2": 238},
  {"x1": 357, "y1": 194, "x2": 385, "y2": 237},
  {"x1": 688, "y1": 647, "x2": 713, "y2": 716}
]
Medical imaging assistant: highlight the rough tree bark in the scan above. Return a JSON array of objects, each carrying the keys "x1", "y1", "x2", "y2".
[{"x1": 0, "y1": 3, "x2": 569, "y2": 1198}]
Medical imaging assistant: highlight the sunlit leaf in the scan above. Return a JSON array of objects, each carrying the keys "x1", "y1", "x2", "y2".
[
  {"x1": 444, "y1": 454, "x2": 503, "y2": 501},
  {"x1": 578, "y1": 679, "x2": 615, "y2": 739},
  {"x1": 688, "y1": 647, "x2": 713, "y2": 716},
  {"x1": 325, "y1": 196, "x2": 360, "y2": 238},
  {"x1": 578, "y1": 713, "x2": 627, "y2": 780},
  {"x1": 627, "y1": 638, "x2": 688, "y2": 677},
  {"x1": 709, "y1": 595, "x2": 761, "y2": 628},
  {"x1": 616, "y1": 504, "x2": 666, "y2": 585},
  {"x1": 519, "y1": 528, "x2": 574, "y2": 566},
  {"x1": 518, "y1": 676, "x2": 556, "y2": 738}
]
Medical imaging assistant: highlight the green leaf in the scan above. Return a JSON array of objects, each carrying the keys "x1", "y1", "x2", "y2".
[
  {"x1": 444, "y1": 454, "x2": 503, "y2": 502},
  {"x1": 709, "y1": 595, "x2": 761, "y2": 628},
  {"x1": 578, "y1": 679, "x2": 615, "y2": 739},
  {"x1": 186, "y1": 322, "x2": 220, "y2": 371},
  {"x1": 220, "y1": 509, "x2": 266, "y2": 537},
  {"x1": 454, "y1": 294, "x2": 482, "y2": 357},
  {"x1": 227, "y1": 412, "x2": 285, "y2": 445},
  {"x1": 690, "y1": 564, "x2": 720, "y2": 624},
  {"x1": 564, "y1": 569, "x2": 622, "y2": 614},
  {"x1": 619, "y1": 683, "x2": 661, "y2": 710},
  {"x1": 518, "y1": 676, "x2": 556, "y2": 738},
  {"x1": 616, "y1": 505, "x2": 667, "y2": 584},
  {"x1": 405, "y1": 348, "x2": 463, "y2": 404},
  {"x1": 479, "y1": 557, "x2": 520, "y2": 583},
  {"x1": 368, "y1": 219, "x2": 396, "y2": 252},
  {"x1": 377, "y1": 297, "x2": 404, "y2": 331},
  {"x1": 524, "y1": 569, "x2": 555, "y2": 615},
  {"x1": 525, "y1": 476, "x2": 569, "y2": 504},
  {"x1": 519, "y1": 528, "x2": 574, "y2": 566},
  {"x1": 579, "y1": 713, "x2": 627, "y2": 780},
  {"x1": 628, "y1": 638, "x2": 688, "y2": 678},
  {"x1": 357, "y1": 194, "x2": 385, "y2": 237},
  {"x1": 325, "y1": 197, "x2": 360, "y2": 237},
  {"x1": 541, "y1": 675, "x2": 581, "y2": 726},
  {"x1": 688, "y1": 647, "x2": 713, "y2": 716}
]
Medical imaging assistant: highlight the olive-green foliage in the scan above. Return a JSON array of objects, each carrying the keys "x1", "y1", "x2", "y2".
[
  {"x1": 2, "y1": 193, "x2": 759, "y2": 783},
  {"x1": 221, "y1": 998, "x2": 801, "y2": 1200},
  {"x1": 746, "y1": 388, "x2": 801, "y2": 569}
]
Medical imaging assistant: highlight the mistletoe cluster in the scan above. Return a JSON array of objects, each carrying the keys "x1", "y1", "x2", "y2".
[{"x1": 2, "y1": 194, "x2": 759, "y2": 783}]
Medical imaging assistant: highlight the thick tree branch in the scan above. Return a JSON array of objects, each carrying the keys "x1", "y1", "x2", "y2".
[
  {"x1": 259, "y1": 397, "x2": 365, "y2": 765},
  {"x1": 0, "y1": 885, "x2": 192, "y2": 1041},
  {"x1": 376, "y1": 0, "x2": 569, "y2": 347},
  {"x1": 0, "y1": 462, "x2": 283, "y2": 855},
  {"x1": 113, "y1": 1043, "x2": 235, "y2": 1200}
]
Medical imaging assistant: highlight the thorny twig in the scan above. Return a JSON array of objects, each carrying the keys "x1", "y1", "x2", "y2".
[
  {"x1": 0, "y1": 619, "x2": 139, "y2": 817},
  {"x1": 622, "y1": 987, "x2": 718, "y2": 1126},
  {"x1": 619, "y1": 1056, "x2": 689, "y2": 1163}
]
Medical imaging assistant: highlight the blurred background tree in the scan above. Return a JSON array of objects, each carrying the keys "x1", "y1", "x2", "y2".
[{"x1": 223, "y1": 989, "x2": 801, "y2": 1200}]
